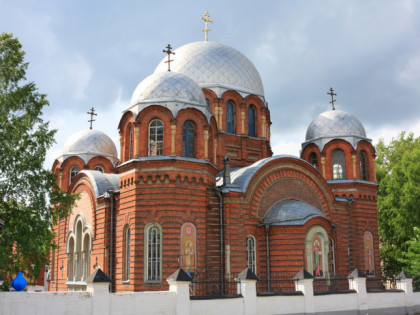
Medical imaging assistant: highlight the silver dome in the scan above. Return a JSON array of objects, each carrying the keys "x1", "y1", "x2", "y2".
[
  {"x1": 303, "y1": 109, "x2": 370, "y2": 151},
  {"x1": 128, "y1": 71, "x2": 212, "y2": 121},
  {"x1": 154, "y1": 41, "x2": 265, "y2": 100},
  {"x1": 57, "y1": 129, "x2": 118, "y2": 165}
]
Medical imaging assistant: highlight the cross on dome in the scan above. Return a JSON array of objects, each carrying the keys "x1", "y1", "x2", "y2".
[
  {"x1": 163, "y1": 44, "x2": 175, "y2": 72},
  {"x1": 87, "y1": 107, "x2": 97, "y2": 129},
  {"x1": 327, "y1": 87, "x2": 337, "y2": 110},
  {"x1": 201, "y1": 11, "x2": 213, "y2": 42}
]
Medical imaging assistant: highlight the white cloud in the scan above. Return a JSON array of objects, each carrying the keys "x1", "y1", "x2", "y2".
[{"x1": 398, "y1": 53, "x2": 420, "y2": 85}]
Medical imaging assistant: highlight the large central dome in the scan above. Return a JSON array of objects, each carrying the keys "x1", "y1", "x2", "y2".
[{"x1": 154, "y1": 41, "x2": 265, "y2": 98}]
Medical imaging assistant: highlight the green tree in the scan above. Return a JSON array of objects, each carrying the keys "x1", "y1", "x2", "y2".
[
  {"x1": 0, "y1": 33, "x2": 77, "y2": 285},
  {"x1": 376, "y1": 132, "x2": 420, "y2": 281}
]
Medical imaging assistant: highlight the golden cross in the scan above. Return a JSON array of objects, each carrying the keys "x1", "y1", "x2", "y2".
[
  {"x1": 327, "y1": 87, "x2": 337, "y2": 110},
  {"x1": 87, "y1": 107, "x2": 97, "y2": 129},
  {"x1": 201, "y1": 11, "x2": 213, "y2": 42},
  {"x1": 163, "y1": 44, "x2": 175, "y2": 72}
]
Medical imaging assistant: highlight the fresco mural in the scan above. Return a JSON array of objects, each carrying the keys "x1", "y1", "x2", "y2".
[
  {"x1": 312, "y1": 234, "x2": 323, "y2": 277},
  {"x1": 181, "y1": 223, "x2": 196, "y2": 275},
  {"x1": 364, "y1": 231, "x2": 375, "y2": 276}
]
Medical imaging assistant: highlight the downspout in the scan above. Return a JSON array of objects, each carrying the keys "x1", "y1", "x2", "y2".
[
  {"x1": 345, "y1": 196, "x2": 353, "y2": 273},
  {"x1": 214, "y1": 188, "x2": 224, "y2": 293},
  {"x1": 211, "y1": 156, "x2": 231, "y2": 294},
  {"x1": 265, "y1": 224, "x2": 271, "y2": 292},
  {"x1": 106, "y1": 189, "x2": 115, "y2": 292}
]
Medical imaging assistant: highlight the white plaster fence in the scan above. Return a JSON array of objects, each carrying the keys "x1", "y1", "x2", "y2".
[{"x1": 1, "y1": 269, "x2": 419, "y2": 315}]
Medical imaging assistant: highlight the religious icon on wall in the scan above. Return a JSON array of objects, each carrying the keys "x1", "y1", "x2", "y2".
[
  {"x1": 364, "y1": 231, "x2": 375, "y2": 276},
  {"x1": 181, "y1": 223, "x2": 196, "y2": 275},
  {"x1": 312, "y1": 235, "x2": 323, "y2": 277}
]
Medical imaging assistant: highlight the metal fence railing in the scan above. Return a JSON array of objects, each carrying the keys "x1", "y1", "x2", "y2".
[
  {"x1": 366, "y1": 276, "x2": 396, "y2": 292},
  {"x1": 189, "y1": 272, "x2": 240, "y2": 298},
  {"x1": 313, "y1": 273, "x2": 350, "y2": 293},
  {"x1": 256, "y1": 272, "x2": 296, "y2": 294}
]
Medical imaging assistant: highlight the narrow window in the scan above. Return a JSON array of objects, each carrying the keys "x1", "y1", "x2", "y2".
[
  {"x1": 329, "y1": 238, "x2": 336, "y2": 276},
  {"x1": 248, "y1": 106, "x2": 256, "y2": 137},
  {"x1": 123, "y1": 225, "x2": 131, "y2": 281},
  {"x1": 205, "y1": 98, "x2": 211, "y2": 108},
  {"x1": 70, "y1": 166, "x2": 79, "y2": 184},
  {"x1": 149, "y1": 120, "x2": 163, "y2": 156},
  {"x1": 246, "y1": 235, "x2": 256, "y2": 274},
  {"x1": 75, "y1": 221, "x2": 82, "y2": 281},
  {"x1": 146, "y1": 223, "x2": 161, "y2": 281},
  {"x1": 360, "y1": 151, "x2": 368, "y2": 180},
  {"x1": 309, "y1": 152, "x2": 318, "y2": 169},
  {"x1": 128, "y1": 126, "x2": 134, "y2": 160},
  {"x1": 67, "y1": 237, "x2": 75, "y2": 281},
  {"x1": 182, "y1": 121, "x2": 195, "y2": 158},
  {"x1": 332, "y1": 149, "x2": 346, "y2": 179},
  {"x1": 82, "y1": 234, "x2": 90, "y2": 281},
  {"x1": 226, "y1": 100, "x2": 236, "y2": 134}
]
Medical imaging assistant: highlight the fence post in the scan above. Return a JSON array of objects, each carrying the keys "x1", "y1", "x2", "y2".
[
  {"x1": 294, "y1": 269, "x2": 315, "y2": 314},
  {"x1": 395, "y1": 270, "x2": 414, "y2": 311},
  {"x1": 347, "y1": 268, "x2": 367, "y2": 313},
  {"x1": 167, "y1": 268, "x2": 192, "y2": 315},
  {"x1": 238, "y1": 269, "x2": 258, "y2": 315},
  {"x1": 86, "y1": 268, "x2": 111, "y2": 315}
]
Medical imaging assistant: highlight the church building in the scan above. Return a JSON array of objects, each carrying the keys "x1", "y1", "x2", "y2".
[{"x1": 49, "y1": 14, "x2": 379, "y2": 292}]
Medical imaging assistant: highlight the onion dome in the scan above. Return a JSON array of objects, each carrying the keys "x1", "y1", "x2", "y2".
[
  {"x1": 154, "y1": 41, "x2": 265, "y2": 100},
  {"x1": 303, "y1": 109, "x2": 370, "y2": 151},
  {"x1": 127, "y1": 71, "x2": 212, "y2": 121},
  {"x1": 57, "y1": 129, "x2": 118, "y2": 165}
]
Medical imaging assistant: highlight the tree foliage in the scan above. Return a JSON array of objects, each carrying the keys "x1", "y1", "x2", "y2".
[
  {"x1": 376, "y1": 132, "x2": 420, "y2": 283},
  {"x1": 0, "y1": 33, "x2": 77, "y2": 284}
]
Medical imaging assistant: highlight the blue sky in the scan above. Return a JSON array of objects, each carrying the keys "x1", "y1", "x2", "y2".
[{"x1": 2, "y1": 0, "x2": 420, "y2": 167}]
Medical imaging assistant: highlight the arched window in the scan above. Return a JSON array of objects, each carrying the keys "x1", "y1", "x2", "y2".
[
  {"x1": 82, "y1": 234, "x2": 90, "y2": 280},
  {"x1": 246, "y1": 235, "x2": 256, "y2": 274},
  {"x1": 332, "y1": 149, "x2": 346, "y2": 179},
  {"x1": 67, "y1": 237, "x2": 75, "y2": 281},
  {"x1": 94, "y1": 166, "x2": 104, "y2": 173},
  {"x1": 145, "y1": 223, "x2": 162, "y2": 282},
  {"x1": 70, "y1": 166, "x2": 79, "y2": 184},
  {"x1": 248, "y1": 106, "x2": 256, "y2": 137},
  {"x1": 182, "y1": 121, "x2": 195, "y2": 158},
  {"x1": 66, "y1": 215, "x2": 92, "y2": 283},
  {"x1": 149, "y1": 120, "x2": 163, "y2": 156},
  {"x1": 360, "y1": 151, "x2": 368, "y2": 180},
  {"x1": 128, "y1": 125, "x2": 134, "y2": 160},
  {"x1": 329, "y1": 238, "x2": 336, "y2": 276},
  {"x1": 309, "y1": 152, "x2": 318, "y2": 169},
  {"x1": 123, "y1": 225, "x2": 131, "y2": 281},
  {"x1": 226, "y1": 100, "x2": 236, "y2": 134}
]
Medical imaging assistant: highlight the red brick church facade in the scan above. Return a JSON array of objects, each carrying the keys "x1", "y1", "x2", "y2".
[{"x1": 49, "y1": 39, "x2": 379, "y2": 292}]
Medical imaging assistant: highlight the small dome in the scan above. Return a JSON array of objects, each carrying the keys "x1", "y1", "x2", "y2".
[
  {"x1": 303, "y1": 109, "x2": 370, "y2": 151},
  {"x1": 58, "y1": 129, "x2": 118, "y2": 165},
  {"x1": 128, "y1": 71, "x2": 211, "y2": 121},
  {"x1": 154, "y1": 41, "x2": 265, "y2": 99},
  {"x1": 262, "y1": 200, "x2": 327, "y2": 226},
  {"x1": 306, "y1": 110, "x2": 366, "y2": 141}
]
